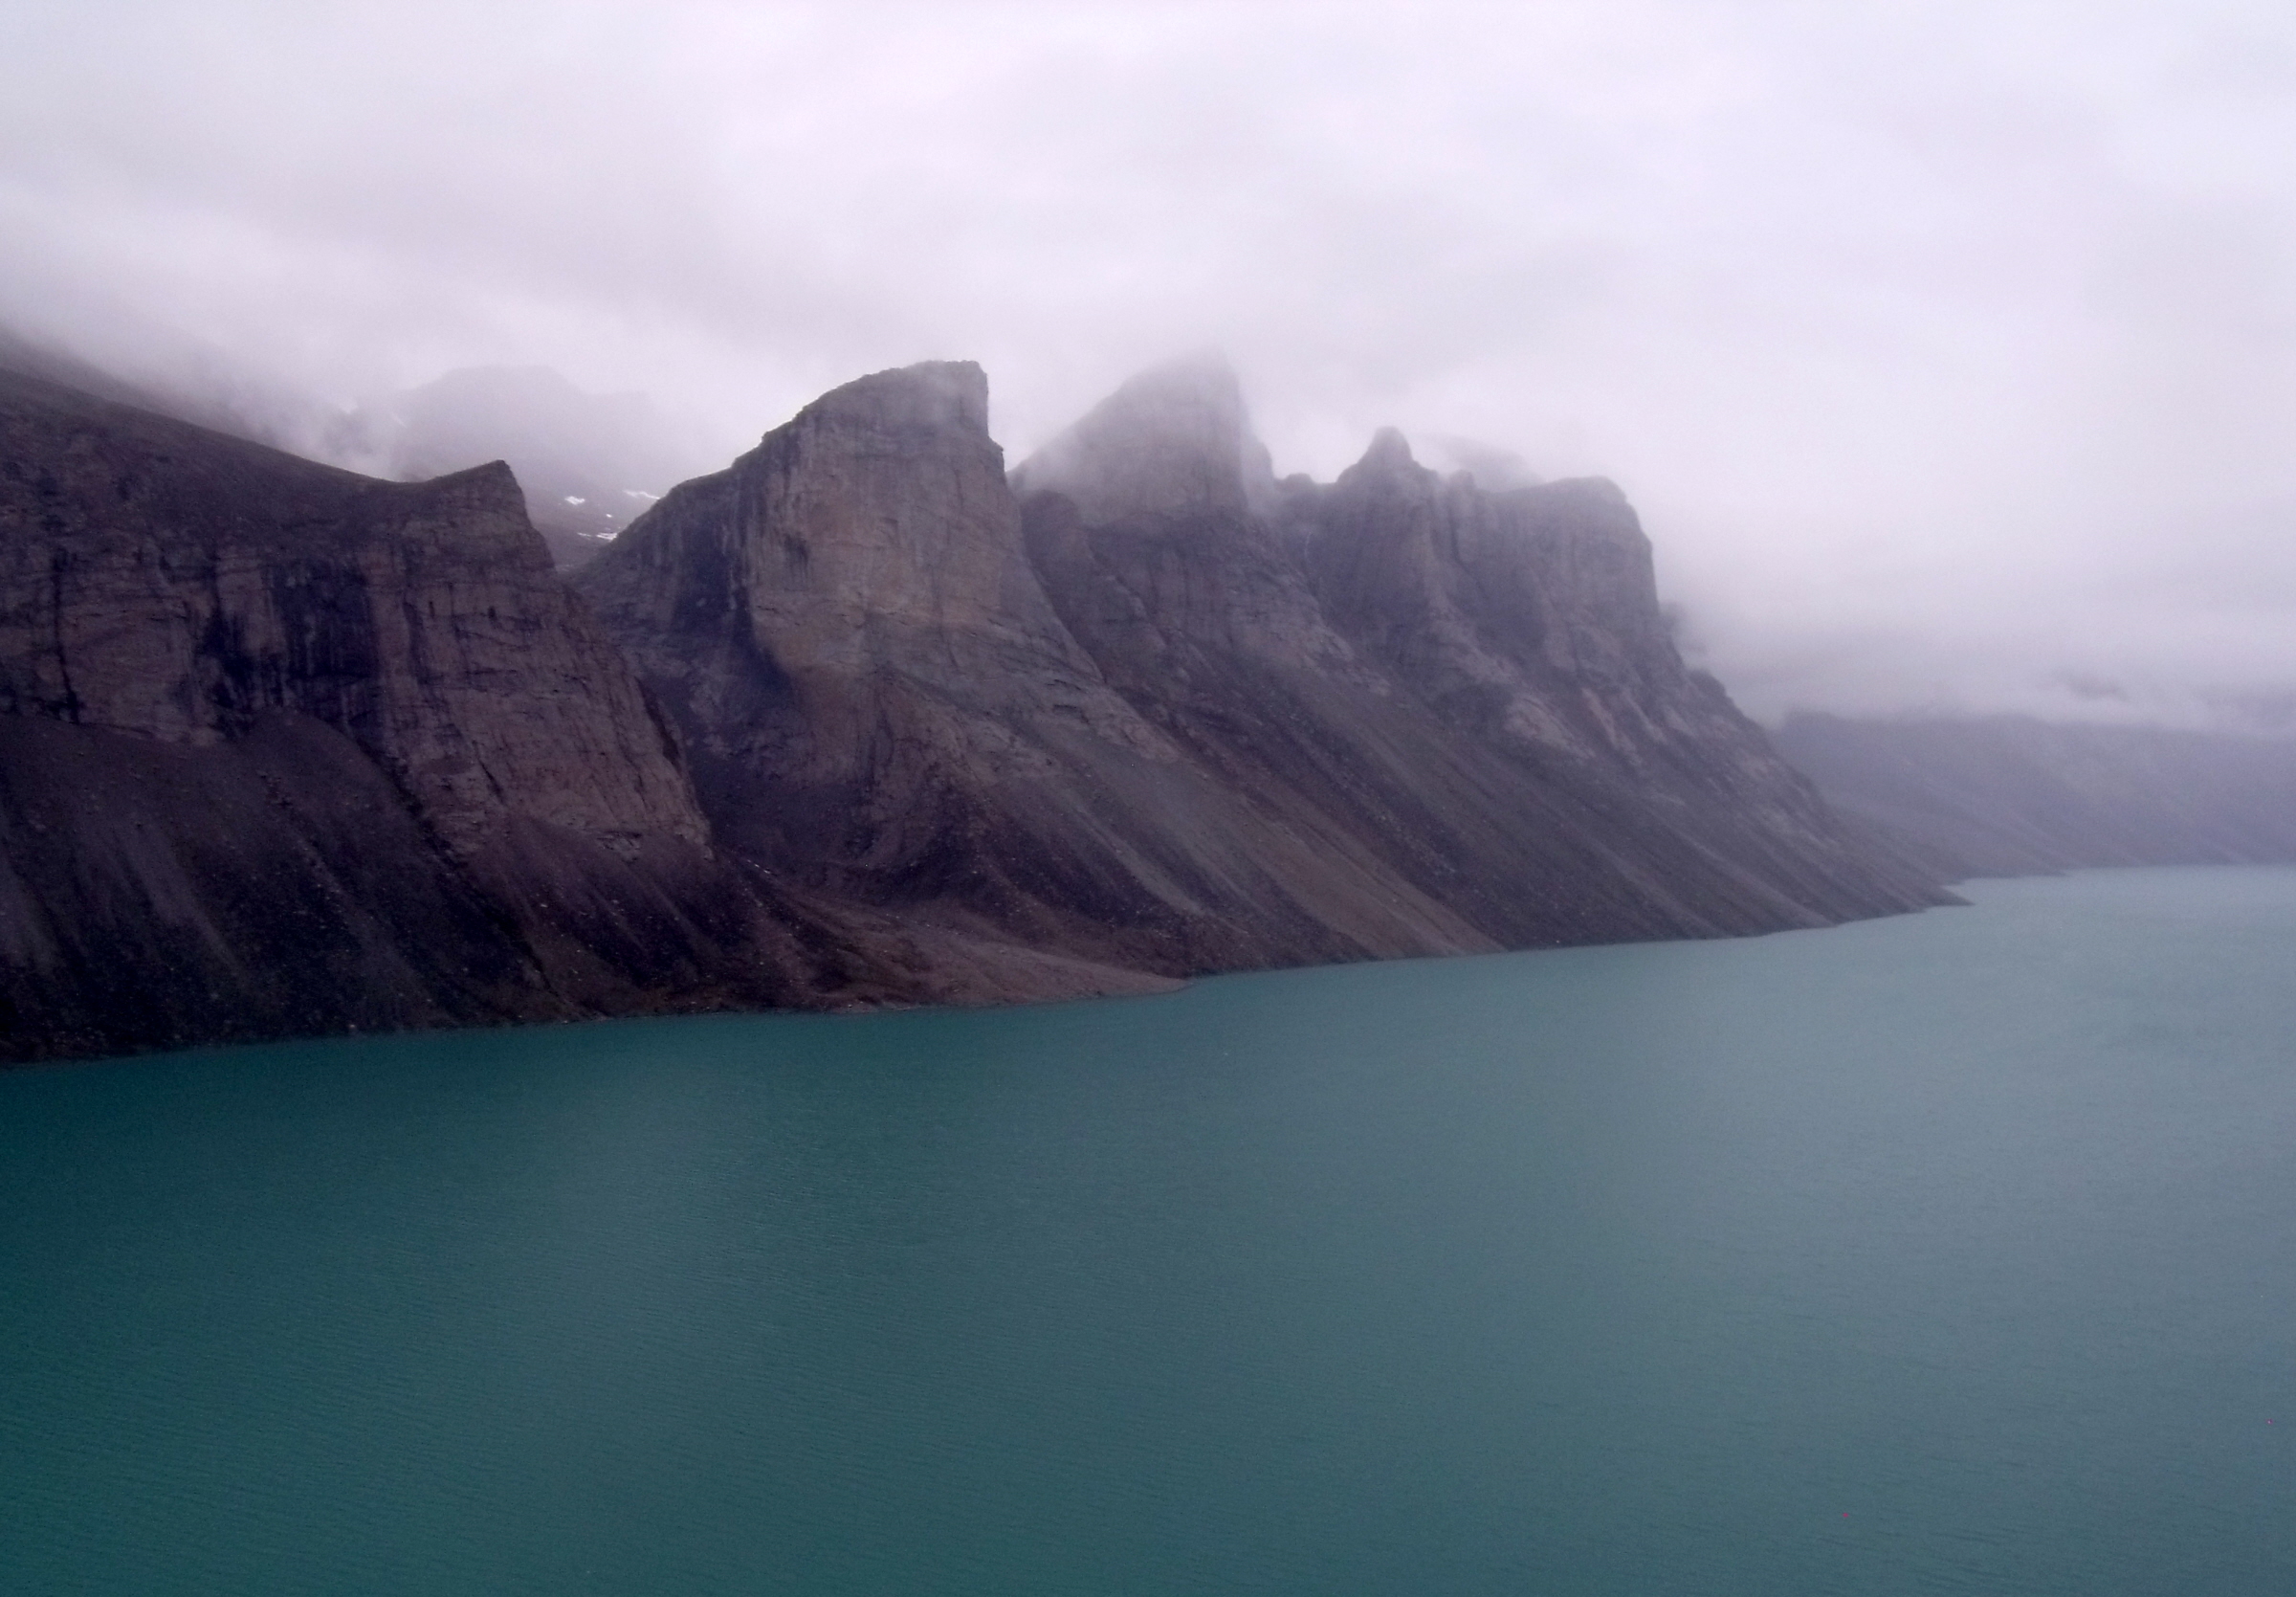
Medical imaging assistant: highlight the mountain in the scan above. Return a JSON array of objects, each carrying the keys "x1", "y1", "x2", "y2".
[
  {"x1": 574, "y1": 356, "x2": 1948, "y2": 982},
  {"x1": 2, "y1": 351, "x2": 1954, "y2": 1064},
  {"x1": 1019, "y1": 358, "x2": 1947, "y2": 942},
  {"x1": 0, "y1": 366, "x2": 1111, "y2": 1065},
  {"x1": 1774, "y1": 712, "x2": 2296, "y2": 877},
  {"x1": 570, "y1": 359, "x2": 1459, "y2": 977}
]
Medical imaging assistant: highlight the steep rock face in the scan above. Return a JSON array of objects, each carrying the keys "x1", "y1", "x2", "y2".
[
  {"x1": 2, "y1": 351, "x2": 1957, "y2": 1063},
  {"x1": 1012, "y1": 358, "x2": 1365, "y2": 683},
  {"x1": 1013, "y1": 359, "x2": 1945, "y2": 942},
  {"x1": 1308, "y1": 429, "x2": 1753, "y2": 776},
  {"x1": 585, "y1": 357, "x2": 1945, "y2": 986},
  {"x1": 1298, "y1": 428, "x2": 1922, "y2": 922},
  {"x1": 1308, "y1": 432, "x2": 1671, "y2": 748},
  {"x1": 0, "y1": 367, "x2": 856, "y2": 1061},
  {"x1": 574, "y1": 363, "x2": 1159, "y2": 883},
  {"x1": 0, "y1": 371, "x2": 702, "y2": 855},
  {"x1": 1012, "y1": 363, "x2": 1571, "y2": 943},
  {"x1": 576, "y1": 363, "x2": 1502, "y2": 973}
]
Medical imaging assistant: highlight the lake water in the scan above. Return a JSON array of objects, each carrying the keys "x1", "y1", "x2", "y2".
[{"x1": 4, "y1": 867, "x2": 2294, "y2": 1595}]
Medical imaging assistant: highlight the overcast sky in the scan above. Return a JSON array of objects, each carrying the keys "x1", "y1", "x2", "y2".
[{"x1": 4, "y1": 0, "x2": 2292, "y2": 726}]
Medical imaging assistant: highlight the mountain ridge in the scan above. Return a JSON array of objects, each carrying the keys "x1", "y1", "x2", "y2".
[
  {"x1": 576, "y1": 355, "x2": 1949, "y2": 981},
  {"x1": 3, "y1": 353, "x2": 1952, "y2": 1064}
]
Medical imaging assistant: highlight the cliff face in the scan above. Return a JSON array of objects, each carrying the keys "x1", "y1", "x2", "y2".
[
  {"x1": 574, "y1": 363, "x2": 1491, "y2": 973},
  {"x1": 1296, "y1": 423, "x2": 1929, "y2": 923},
  {"x1": 0, "y1": 379, "x2": 703, "y2": 854},
  {"x1": 582, "y1": 356, "x2": 1947, "y2": 981},
  {"x1": 4, "y1": 352, "x2": 1954, "y2": 1065},
  {"x1": 0, "y1": 368, "x2": 838, "y2": 1062},
  {"x1": 1019, "y1": 360, "x2": 1945, "y2": 941}
]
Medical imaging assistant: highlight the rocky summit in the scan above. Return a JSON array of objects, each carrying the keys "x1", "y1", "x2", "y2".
[{"x1": 3, "y1": 353, "x2": 1949, "y2": 1064}]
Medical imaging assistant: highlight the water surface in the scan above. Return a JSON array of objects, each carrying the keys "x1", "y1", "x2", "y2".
[{"x1": 5, "y1": 867, "x2": 2294, "y2": 1594}]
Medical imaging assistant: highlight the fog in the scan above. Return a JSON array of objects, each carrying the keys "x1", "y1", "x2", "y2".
[{"x1": 4, "y1": 0, "x2": 2292, "y2": 727}]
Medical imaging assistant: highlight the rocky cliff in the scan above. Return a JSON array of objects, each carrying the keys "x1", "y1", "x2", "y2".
[
  {"x1": 1292, "y1": 409, "x2": 1932, "y2": 925},
  {"x1": 4, "y1": 353, "x2": 1954, "y2": 1065},
  {"x1": 1019, "y1": 358, "x2": 1947, "y2": 942},
  {"x1": 578, "y1": 356, "x2": 1948, "y2": 984},
  {"x1": 0, "y1": 367, "x2": 967, "y2": 1064},
  {"x1": 573, "y1": 363, "x2": 1493, "y2": 974}
]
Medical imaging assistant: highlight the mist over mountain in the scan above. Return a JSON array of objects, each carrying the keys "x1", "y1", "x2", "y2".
[
  {"x1": 572, "y1": 352, "x2": 1945, "y2": 972},
  {"x1": 5, "y1": 3, "x2": 2291, "y2": 732},
  {"x1": 1, "y1": 351, "x2": 1954, "y2": 1062},
  {"x1": 0, "y1": 318, "x2": 358, "y2": 469},
  {"x1": 0, "y1": 320, "x2": 710, "y2": 569},
  {"x1": 353, "y1": 366, "x2": 708, "y2": 569},
  {"x1": 8, "y1": 322, "x2": 2285, "y2": 1066},
  {"x1": 1775, "y1": 713, "x2": 2296, "y2": 879}
]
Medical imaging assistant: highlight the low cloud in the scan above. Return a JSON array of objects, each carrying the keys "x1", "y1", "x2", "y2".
[{"x1": 3, "y1": 0, "x2": 2292, "y2": 728}]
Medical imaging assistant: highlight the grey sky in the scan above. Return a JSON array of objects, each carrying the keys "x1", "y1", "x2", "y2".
[{"x1": 4, "y1": 0, "x2": 2292, "y2": 725}]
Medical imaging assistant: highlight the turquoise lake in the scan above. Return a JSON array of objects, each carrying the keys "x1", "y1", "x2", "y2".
[{"x1": 4, "y1": 866, "x2": 2294, "y2": 1594}]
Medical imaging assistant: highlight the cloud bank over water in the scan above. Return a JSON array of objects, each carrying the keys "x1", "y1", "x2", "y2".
[{"x1": 3, "y1": 0, "x2": 2291, "y2": 726}]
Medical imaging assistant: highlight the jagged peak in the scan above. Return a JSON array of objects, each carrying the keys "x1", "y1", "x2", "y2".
[{"x1": 1013, "y1": 350, "x2": 1278, "y2": 523}]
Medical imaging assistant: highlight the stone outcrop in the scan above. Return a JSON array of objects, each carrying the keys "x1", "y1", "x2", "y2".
[{"x1": 0, "y1": 384, "x2": 702, "y2": 854}]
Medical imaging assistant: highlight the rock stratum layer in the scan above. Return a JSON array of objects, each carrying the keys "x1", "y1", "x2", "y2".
[{"x1": 4, "y1": 355, "x2": 1947, "y2": 1064}]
